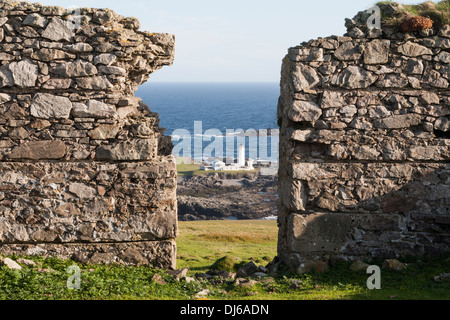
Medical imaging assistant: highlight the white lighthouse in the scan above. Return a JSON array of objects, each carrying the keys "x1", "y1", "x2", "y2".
[{"x1": 238, "y1": 144, "x2": 245, "y2": 168}]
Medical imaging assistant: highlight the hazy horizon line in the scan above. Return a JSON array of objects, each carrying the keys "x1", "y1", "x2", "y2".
[{"x1": 142, "y1": 81, "x2": 280, "y2": 85}]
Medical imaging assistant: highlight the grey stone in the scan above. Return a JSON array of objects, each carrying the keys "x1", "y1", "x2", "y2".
[
  {"x1": 76, "y1": 76, "x2": 113, "y2": 90},
  {"x1": 8, "y1": 60, "x2": 38, "y2": 88},
  {"x1": 281, "y1": 179, "x2": 307, "y2": 212},
  {"x1": 408, "y1": 146, "x2": 440, "y2": 160},
  {"x1": 347, "y1": 27, "x2": 365, "y2": 39},
  {"x1": 93, "y1": 53, "x2": 117, "y2": 66},
  {"x1": 350, "y1": 261, "x2": 370, "y2": 272},
  {"x1": 234, "y1": 278, "x2": 257, "y2": 288},
  {"x1": 167, "y1": 268, "x2": 189, "y2": 281},
  {"x1": 288, "y1": 213, "x2": 352, "y2": 254},
  {"x1": 31, "y1": 48, "x2": 76, "y2": 62},
  {"x1": 51, "y1": 60, "x2": 98, "y2": 78},
  {"x1": 436, "y1": 37, "x2": 450, "y2": 49},
  {"x1": 292, "y1": 64, "x2": 320, "y2": 92},
  {"x1": 68, "y1": 183, "x2": 97, "y2": 200},
  {"x1": 16, "y1": 258, "x2": 37, "y2": 267},
  {"x1": 88, "y1": 124, "x2": 121, "y2": 140},
  {"x1": 364, "y1": 39, "x2": 390, "y2": 64},
  {"x1": 422, "y1": 69, "x2": 449, "y2": 89},
  {"x1": 288, "y1": 100, "x2": 322, "y2": 122},
  {"x1": 30, "y1": 93, "x2": 73, "y2": 119},
  {"x1": 0, "y1": 65, "x2": 13, "y2": 87},
  {"x1": 376, "y1": 74, "x2": 409, "y2": 88},
  {"x1": 23, "y1": 13, "x2": 47, "y2": 28},
  {"x1": 98, "y1": 65, "x2": 127, "y2": 76},
  {"x1": 435, "y1": 117, "x2": 450, "y2": 132},
  {"x1": 332, "y1": 66, "x2": 378, "y2": 89},
  {"x1": 439, "y1": 25, "x2": 450, "y2": 38},
  {"x1": 436, "y1": 51, "x2": 450, "y2": 64},
  {"x1": 8, "y1": 140, "x2": 67, "y2": 160},
  {"x1": 419, "y1": 92, "x2": 440, "y2": 105},
  {"x1": 289, "y1": 48, "x2": 324, "y2": 62},
  {"x1": 353, "y1": 146, "x2": 380, "y2": 160},
  {"x1": 290, "y1": 129, "x2": 314, "y2": 142},
  {"x1": 17, "y1": 26, "x2": 40, "y2": 38},
  {"x1": 95, "y1": 139, "x2": 157, "y2": 161},
  {"x1": 296, "y1": 260, "x2": 328, "y2": 274},
  {"x1": 236, "y1": 261, "x2": 258, "y2": 277},
  {"x1": 72, "y1": 100, "x2": 117, "y2": 119},
  {"x1": 42, "y1": 78, "x2": 72, "y2": 90},
  {"x1": 374, "y1": 114, "x2": 422, "y2": 129},
  {"x1": 41, "y1": 18, "x2": 74, "y2": 42},
  {"x1": 334, "y1": 42, "x2": 363, "y2": 61},
  {"x1": 1, "y1": 258, "x2": 22, "y2": 270},
  {"x1": 398, "y1": 42, "x2": 433, "y2": 57},
  {"x1": 340, "y1": 105, "x2": 358, "y2": 117},
  {"x1": 368, "y1": 106, "x2": 391, "y2": 119},
  {"x1": 65, "y1": 43, "x2": 94, "y2": 53},
  {"x1": 92, "y1": 10, "x2": 115, "y2": 25},
  {"x1": 0, "y1": 93, "x2": 12, "y2": 103},
  {"x1": 434, "y1": 273, "x2": 450, "y2": 283},
  {"x1": 321, "y1": 91, "x2": 345, "y2": 108},
  {"x1": 405, "y1": 59, "x2": 424, "y2": 75}
]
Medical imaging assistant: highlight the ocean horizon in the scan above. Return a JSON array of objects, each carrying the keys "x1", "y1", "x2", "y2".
[{"x1": 136, "y1": 82, "x2": 280, "y2": 162}]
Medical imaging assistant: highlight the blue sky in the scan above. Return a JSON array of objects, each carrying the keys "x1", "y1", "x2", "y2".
[{"x1": 37, "y1": 0, "x2": 430, "y2": 82}]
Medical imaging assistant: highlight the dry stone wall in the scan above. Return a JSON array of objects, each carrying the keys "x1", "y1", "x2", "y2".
[
  {"x1": 0, "y1": 0, "x2": 177, "y2": 268},
  {"x1": 278, "y1": 9, "x2": 449, "y2": 269}
]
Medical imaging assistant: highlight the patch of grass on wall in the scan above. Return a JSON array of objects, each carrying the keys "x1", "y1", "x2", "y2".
[{"x1": 376, "y1": 1, "x2": 450, "y2": 27}]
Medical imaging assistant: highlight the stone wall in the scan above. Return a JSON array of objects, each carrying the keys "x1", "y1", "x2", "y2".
[
  {"x1": 278, "y1": 7, "x2": 449, "y2": 269},
  {"x1": 0, "y1": 1, "x2": 177, "y2": 268}
]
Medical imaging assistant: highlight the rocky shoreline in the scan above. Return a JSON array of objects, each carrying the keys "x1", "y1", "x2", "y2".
[{"x1": 177, "y1": 171, "x2": 278, "y2": 221}]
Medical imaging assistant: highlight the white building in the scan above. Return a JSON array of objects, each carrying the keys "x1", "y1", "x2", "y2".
[{"x1": 203, "y1": 145, "x2": 254, "y2": 172}]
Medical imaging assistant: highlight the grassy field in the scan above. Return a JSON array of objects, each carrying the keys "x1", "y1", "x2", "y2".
[
  {"x1": 176, "y1": 158, "x2": 258, "y2": 176},
  {"x1": 0, "y1": 220, "x2": 449, "y2": 300},
  {"x1": 176, "y1": 220, "x2": 277, "y2": 271}
]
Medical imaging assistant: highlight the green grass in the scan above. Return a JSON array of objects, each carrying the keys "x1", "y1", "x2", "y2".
[
  {"x1": 176, "y1": 162, "x2": 209, "y2": 176},
  {"x1": 1, "y1": 220, "x2": 449, "y2": 300},
  {"x1": 176, "y1": 159, "x2": 258, "y2": 176},
  {"x1": 176, "y1": 220, "x2": 278, "y2": 271}
]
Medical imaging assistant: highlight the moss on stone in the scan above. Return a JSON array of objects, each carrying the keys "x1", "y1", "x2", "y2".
[{"x1": 210, "y1": 255, "x2": 242, "y2": 272}]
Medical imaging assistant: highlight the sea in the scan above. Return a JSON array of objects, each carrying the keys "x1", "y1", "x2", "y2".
[{"x1": 136, "y1": 82, "x2": 280, "y2": 163}]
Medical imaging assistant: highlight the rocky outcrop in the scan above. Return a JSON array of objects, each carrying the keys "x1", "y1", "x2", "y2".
[
  {"x1": 177, "y1": 173, "x2": 278, "y2": 221},
  {"x1": 0, "y1": 1, "x2": 177, "y2": 268},
  {"x1": 278, "y1": 4, "x2": 449, "y2": 268}
]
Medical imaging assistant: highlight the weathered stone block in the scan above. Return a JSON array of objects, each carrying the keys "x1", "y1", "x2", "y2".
[
  {"x1": 287, "y1": 100, "x2": 322, "y2": 122},
  {"x1": 7, "y1": 140, "x2": 67, "y2": 160},
  {"x1": 287, "y1": 213, "x2": 353, "y2": 254},
  {"x1": 364, "y1": 39, "x2": 390, "y2": 64},
  {"x1": 332, "y1": 66, "x2": 378, "y2": 89},
  {"x1": 30, "y1": 93, "x2": 73, "y2": 119},
  {"x1": 292, "y1": 64, "x2": 320, "y2": 92}
]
